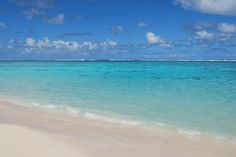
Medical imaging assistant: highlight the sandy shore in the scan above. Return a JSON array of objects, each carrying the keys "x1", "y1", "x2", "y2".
[
  {"x1": 0, "y1": 99, "x2": 236, "y2": 157},
  {"x1": 0, "y1": 124, "x2": 82, "y2": 157}
]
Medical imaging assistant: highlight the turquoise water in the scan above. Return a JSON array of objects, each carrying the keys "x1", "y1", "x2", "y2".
[{"x1": 0, "y1": 61, "x2": 236, "y2": 138}]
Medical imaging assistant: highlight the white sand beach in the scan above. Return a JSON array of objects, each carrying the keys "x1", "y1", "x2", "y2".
[
  {"x1": 0, "y1": 124, "x2": 82, "y2": 157},
  {"x1": 0, "y1": 99, "x2": 236, "y2": 157}
]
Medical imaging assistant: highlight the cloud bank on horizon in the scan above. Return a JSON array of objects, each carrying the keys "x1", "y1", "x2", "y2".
[{"x1": 0, "y1": 0, "x2": 236, "y2": 60}]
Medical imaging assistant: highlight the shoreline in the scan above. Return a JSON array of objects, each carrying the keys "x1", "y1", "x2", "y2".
[
  {"x1": 0, "y1": 99, "x2": 236, "y2": 157},
  {"x1": 1, "y1": 95, "x2": 233, "y2": 140}
]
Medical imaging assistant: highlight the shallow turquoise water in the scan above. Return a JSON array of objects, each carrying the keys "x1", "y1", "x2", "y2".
[{"x1": 0, "y1": 61, "x2": 236, "y2": 138}]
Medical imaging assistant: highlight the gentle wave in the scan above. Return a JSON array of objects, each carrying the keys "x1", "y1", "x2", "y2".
[
  {"x1": 31, "y1": 102, "x2": 143, "y2": 126},
  {"x1": 30, "y1": 102, "x2": 234, "y2": 140},
  {"x1": 83, "y1": 112, "x2": 143, "y2": 125},
  {"x1": 31, "y1": 102, "x2": 202, "y2": 136},
  {"x1": 177, "y1": 129, "x2": 203, "y2": 136},
  {"x1": 32, "y1": 102, "x2": 81, "y2": 114},
  {"x1": 154, "y1": 122, "x2": 168, "y2": 128}
]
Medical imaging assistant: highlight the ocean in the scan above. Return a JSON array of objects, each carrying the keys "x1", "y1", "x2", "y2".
[{"x1": 0, "y1": 61, "x2": 235, "y2": 139}]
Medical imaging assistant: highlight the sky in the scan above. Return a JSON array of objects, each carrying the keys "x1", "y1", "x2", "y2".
[{"x1": 0, "y1": 0, "x2": 236, "y2": 60}]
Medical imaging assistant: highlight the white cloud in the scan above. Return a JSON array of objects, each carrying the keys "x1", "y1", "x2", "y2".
[
  {"x1": 80, "y1": 42, "x2": 97, "y2": 50},
  {"x1": 24, "y1": 37, "x2": 118, "y2": 53},
  {"x1": 26, "y1": 37, "x2": 80, "y2": 50},
  {"x1": 0, "y1": 22, "x2": 7, "y2": 29},
  {"x1": 8, "y1": 38, "x2": 15, "y2": 44},
  {"x1": 44, "y1": 13, "x2": 64, "y2": 24},
  {"x1": 146, "y1": 32, "x2": 159, "y2": 44},
  {"x1": 100, "y1": 39, "x2": 117, "y2": 49},
  {"x1": 194, "y1": 30, "x2": 214, "y2": 40},
  {"x1": 184, "y1": 22, "x2": 236, "y2": 46},
  {"x1": 7, "y1": 38, "x2": 15, "y2": 49},
  {"x1": 22, "y1": 8, "x2": 45, "y2": 20},
  {"x1": 216, "y1": 33, "x2": 232, "y2": 41},
  {"x1": 36, "y1": 37, "x2": 50, "y2": 48},
  {"x1": 26, "y1": 37, "x2": 36, "y2": 46},
  {"x1": 9, "y1": 0, "x2": 57, "y2": 9},
  {"x1": 52, "y1": 40, "x2": 80, "y2": 50},
  {"x1": 146, "y1": 32, "x2": 172, "y2": 47},
  {"x1": 137, "y1": 21, "x2": 149, "y2": 27},
  {"x1": 112, "y1": 26, "x2": 124, "y2": 34},
  {"x1": 217, "y1": 23, "x2": 236, "y2": 33},
  {"x1": 193, "y1": 22, "x2": 214, "y2": 31},
  {"x1": 174, "y1": 0, "x2": 236, "y2": 16}
]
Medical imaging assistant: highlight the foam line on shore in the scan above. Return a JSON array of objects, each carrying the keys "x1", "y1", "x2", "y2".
[{"x1": 29, "y1": 101, "x2": 231, "y2": 140}]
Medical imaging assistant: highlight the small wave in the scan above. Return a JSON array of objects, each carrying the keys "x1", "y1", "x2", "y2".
[
  {"x1": 30, "y1": 102, "x2": 142, "y2": 125},
  {"x1": 29, "y1": 101, "x2": 235, "y2": 141},
  {"x1": 65, "y1": 107, "x2": 80, "y2": 114},
  {"x1": 154, "y1": 122, "x2": 168, "y2": 128},
  {"x1": 83, "y1": 112, "x2": 143, "y2": 125},
  {"x1": 31, "y1": 102, "x2": 81, "y2": 114},
  {"x1": 45, "y1": 104, "x2": 57, "y2": 109},
  {"x1": 31, "y1": 102, "x2": 40, "y2": 106},
  {"x1": 177, "y1": 129, "x2": 203, "y2": 136}
]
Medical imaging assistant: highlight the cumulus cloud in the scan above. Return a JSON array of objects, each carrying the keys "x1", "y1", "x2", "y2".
[
  {"x1": 25, "y1": 37, "x2": 79, "y2": 51},
  {"x1": 181, "y1": 21, "x2": 236, "y2": 49},
  {"x1": 0, "y1": 22, "x2": 7, "y2": 29},
  {"x1": 44, "y1": 13, "x2": 64, "y2": 24},
  {"x1": 217, "y1": 23, "x2": 236, "y2": 33},
  {"x1": 21, "y1": 8, "x2": 64, "y2": 24},
  {"x1": 26, "y1": 37, "x2": 36, "y2": 46},
  {"x1": 21, "y1": 8, "x2": 46, "y2": 20},
  {"x1": 173, "y1": 0, "x2": 236, "y2": 16},
  {"x1": 7, "y1": 38, "x2": 15, "y2": 49},
  {"x1": 111, "y1": 25, "x2": 124, "y2": 34},
  {"x1": 194, "y1": 30, "x2": 214, "y2": 40},
  {"x1": 183, "y1": 22, "x2": 236, "y2": 34},
  {"x1": 9, "y1": 0, "x2": 57, "y2": 9},
  {"x1": 187, "y1": 27, "x2": 236, "y2": 50},
  {"x1": 146, "y1": 32, "x2": 172, "y2": 47},
  {"x1": 137, "y1": 21, "x2": 149, "y2": 28},
  {"x1": 80, "y1": 41, "x2": 97, "y2": 50},
  {"x1": 100, "y1": 39, "x2": 118, "y2": 49},
  {"x1": 182, "y1": 22, "x2": 215, "y2": 32},
  {"x1": 24, "y1": 37, "x2": 118, "y2": 53}
]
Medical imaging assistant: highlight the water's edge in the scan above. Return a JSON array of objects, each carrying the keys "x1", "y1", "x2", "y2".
[{"x1": 1, "y1": 94, "x2": 235, "y2": 143}]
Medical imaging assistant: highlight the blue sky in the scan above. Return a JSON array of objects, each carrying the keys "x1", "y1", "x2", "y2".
[{"x1": 0, "y1": 0, "x2": 236, "y2": 60}]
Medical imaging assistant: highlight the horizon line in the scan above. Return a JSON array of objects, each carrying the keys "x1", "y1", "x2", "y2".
[{"x1": 0, "y1": 59, "x2": 236, "y2": 62}]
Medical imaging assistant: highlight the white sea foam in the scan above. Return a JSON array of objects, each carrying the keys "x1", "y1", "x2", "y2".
[
  {"x1": 31, "y1": 102, "x2": 40, "y2": 106},
  {"x1": 32, "y1": 102, "x2": 81, "y2": 114},
  {"x1": 31, "y1": 102, "x2": 58, "y2": 109},
  {"x1": 177, "y1": 129, "x2": 203, "y2": 136},
  {"x1": 65, "y1": 107, "x2": 80, "y2": 114},
  {"x1": 83, "y1": 112, "x2": 143, "y2": 125},
  {"x1": 45, "y1": 104, "x2": 57, "y2": 109},
  {"x1": 29, "y1": 102, "x2": 205, "y2": 137},
  {"x1": 30, "y1": 102, "x2": 142, "y2": 125},
  {"x1": 155, "y1": 122, "x2": 168, "y2": 128},
  {"x1": 28, "y1": 101, "x2": 234, "y2": 141}
]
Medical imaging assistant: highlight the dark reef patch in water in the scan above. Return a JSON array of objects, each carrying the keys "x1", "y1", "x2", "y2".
[
  {"x1": 152, "y1": 76, "x2": 161, "y2": 79},
  {"x1": 35, "y1": 69, "x2": 49, "y2": 72},
  {"x1": 192, "y1": 77, "x2": 201, "y2": 80}
]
